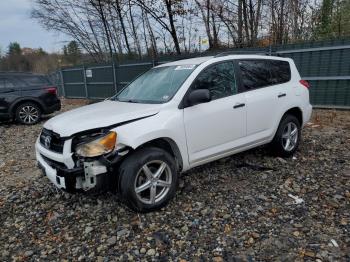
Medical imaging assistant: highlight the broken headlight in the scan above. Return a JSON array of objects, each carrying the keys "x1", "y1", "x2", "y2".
[{"x1": 76, "y1": 131, "x2": 117, "y2": 158}]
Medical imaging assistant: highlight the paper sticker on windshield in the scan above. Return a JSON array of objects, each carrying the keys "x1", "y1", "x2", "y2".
[{"x1": 175, "y1": 65, "x2": 196, "y2": 70}]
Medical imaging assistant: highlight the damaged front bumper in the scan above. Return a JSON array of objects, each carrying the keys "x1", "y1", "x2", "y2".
[{"x1": 35, "y1": 138, "x2": 122, "y2": 193}]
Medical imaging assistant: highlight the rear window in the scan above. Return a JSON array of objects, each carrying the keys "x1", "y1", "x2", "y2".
[
  {"x1": 238, "y1": 59, "x2": 291, "y2": 90},
  {"x1": 20, "y1": 75, "x2": 50, "y2": 86}
]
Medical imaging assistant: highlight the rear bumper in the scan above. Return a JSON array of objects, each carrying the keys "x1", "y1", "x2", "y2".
[
  {"x1": 303, "y1": 104, "x2": 313, "y2": 126},
  {"x1": 43, "y1": 99, "x2": 61, "y2": 114}
]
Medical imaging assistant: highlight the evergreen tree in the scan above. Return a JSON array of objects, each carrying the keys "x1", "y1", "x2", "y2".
[
  {"x1": 62, "y1": 41, "x2": 81, "y2": 64},
  {"x1": 8, "y1": 42, "x2": 22, "y2": 56},
  {"x1": 315, "y1": 0, "x2": 350, "y2": 39}
]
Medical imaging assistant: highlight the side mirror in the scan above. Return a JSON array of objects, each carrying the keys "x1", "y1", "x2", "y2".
[{"x1": 186, "y1": 89, "x2": 211, "y2": 107}]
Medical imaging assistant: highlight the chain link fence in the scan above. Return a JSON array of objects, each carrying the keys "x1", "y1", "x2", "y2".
[{"x1": 50, "y1": 38, "x2": 350, "y2": 108}]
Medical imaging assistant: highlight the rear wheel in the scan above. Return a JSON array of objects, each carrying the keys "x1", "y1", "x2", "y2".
[
  {"x1": 15, "y1": 102, "x2": 42, "y2": 125},
  {"x1": 270, "y1": 114, "x2": 301, "y2": 157},
  {"x1": 118, "y1": 147, "x2": 178, "y2": 212}
]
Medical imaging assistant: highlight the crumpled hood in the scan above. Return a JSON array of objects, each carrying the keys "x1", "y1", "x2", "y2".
[{"x1": 44, "y1": 100, "x2": 161, "y2": 137}]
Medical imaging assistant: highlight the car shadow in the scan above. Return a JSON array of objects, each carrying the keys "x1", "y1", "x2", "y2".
[{"x1": 0, "y1": 114, "x2": 55, "y2": 127}]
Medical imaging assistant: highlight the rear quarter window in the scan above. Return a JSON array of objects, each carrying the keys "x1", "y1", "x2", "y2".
[{"x1": 238, "y1": 59, "x2": 291, "y2": 90}]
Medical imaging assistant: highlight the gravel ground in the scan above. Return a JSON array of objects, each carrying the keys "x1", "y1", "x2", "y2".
[{"x1": 0, "y1": 100, "x2": 349, "y2": 261}]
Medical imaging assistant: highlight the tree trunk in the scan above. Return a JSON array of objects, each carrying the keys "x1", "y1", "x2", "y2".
[
  {"x1": 94, "y1": 0, "x2": 114, "y2": 61},
  {"x1": 145, "y1": 12, "x2": 158, "y2": 57},
  {"x1": 114, "y1": 0, "x2": 131, "y2": 54},
  {"x1": 238, "y1": 0, "x2": 243, "y2": 47},
  {"x1": 195, "y1": 0, "x2": 213, "y2": 49},
  {"x1": 242, "y1": 0, "x2": 250, "y2": 46},
  {"x1": 128, "y1": 0, "x2": 142, "y2": 57},
  {"x1": 141, "y1": 8, "x2": 150, "y2": 56},
  {"x1": 211, "y1": 13, "x2": 219, "y2": 48},
  {"x1": 164, "y1": 0, "x2": 181, "y2": 54},
  {"x1": 277, "y1": 0, "x2": 285, "y2": 44}
]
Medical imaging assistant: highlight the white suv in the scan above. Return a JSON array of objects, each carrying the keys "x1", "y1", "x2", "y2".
[{"x1": 36, "y1": 55, "x2": 312, "y2": 212}]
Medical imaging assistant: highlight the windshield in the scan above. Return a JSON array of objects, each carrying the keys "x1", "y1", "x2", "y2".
[{"x1": 115, "y1": 65, "x2": 197, "y2": 103}]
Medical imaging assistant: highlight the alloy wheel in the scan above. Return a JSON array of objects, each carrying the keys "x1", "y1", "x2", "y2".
[
  {"x1": 19, "y1": 105, "x2": 39, "y2": 124},
  {"x1": 281, "y1": 122, "x2": 298, "y2": 151},
  {"x1": 134, "y1": 160, "x2": 172, "y2": 205}
]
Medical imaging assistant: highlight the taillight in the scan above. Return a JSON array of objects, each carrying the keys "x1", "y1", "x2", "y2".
[
  {"x1": 299, "y1": 80, "x2": 310, "y2": 89},
  {"x1": 45, "y1": 86, "x2": 57, "y2": 95}
]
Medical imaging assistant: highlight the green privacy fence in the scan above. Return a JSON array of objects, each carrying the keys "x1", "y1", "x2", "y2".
[
  {"x1": 51, "y1": 38, "x2": 350, "y2": 108},
  {"x1": 52, "y1": 62, "x2": 155, "y2": 99}
]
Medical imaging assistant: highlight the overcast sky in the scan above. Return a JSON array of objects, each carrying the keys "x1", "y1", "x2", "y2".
[{"x1": 0, "y1": 0, "x2": 69, "y2": 54}]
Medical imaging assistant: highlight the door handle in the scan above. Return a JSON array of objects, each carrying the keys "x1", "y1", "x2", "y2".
[
  {"x1": 278, "y1": 93, "x2": 286, "y2": 98},
  {"x1": 233, "y1": 103, "x2": 245, "y2": 109}
]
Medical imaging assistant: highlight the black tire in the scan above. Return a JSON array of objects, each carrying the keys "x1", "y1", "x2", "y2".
[
  {"x1": 15, "y1": 102, "x2": 42, "y2": 125},
  {"x1": 270, "y1": 114, "x2": 301, "y2": 157},
  {"x1": 118, "y1": 147, "x2": 178, "y2": 212}
]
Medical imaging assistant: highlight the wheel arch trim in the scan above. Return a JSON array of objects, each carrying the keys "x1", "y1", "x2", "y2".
[
  {"x1": 126, "y1": 137, "x2": 184, "y2": 172},
  {"x1": 272, "y1": 106, "x2": 303, "y2": 140},
  {"x1": 9, "y1": 97, "x2": 45, "y2": 116}
]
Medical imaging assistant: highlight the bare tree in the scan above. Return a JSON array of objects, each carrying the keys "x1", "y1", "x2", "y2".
[
  {"x1": 133, "y1": 0, "x2": 183, "y2": 54},
  {"x1": 31, "y1": 0, "x2": 326, "y2": 61},
  {"x1": 195, "y1": 0, "x2": 220, "y2": 49}
]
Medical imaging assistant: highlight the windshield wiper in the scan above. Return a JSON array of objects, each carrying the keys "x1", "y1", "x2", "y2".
[{"x1": 117, "y1": 98, "x2": 140, "y2": 103}]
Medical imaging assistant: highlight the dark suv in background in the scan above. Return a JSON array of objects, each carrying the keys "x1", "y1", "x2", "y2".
[{"x1": 0, "y1": 72, "x2": 61, "y2": 125}]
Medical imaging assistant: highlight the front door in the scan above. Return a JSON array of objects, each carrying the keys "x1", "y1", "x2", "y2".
[{"x1": 183, "y1": 61, "x2": 247, "y2": 165}]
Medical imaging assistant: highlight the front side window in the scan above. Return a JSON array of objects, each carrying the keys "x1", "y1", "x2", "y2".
[
  {"x1": 115, "y1": 65, "x2": 196, "y2": 104},
  {"x1": 192, "y1": 61, "x2": 237, "y2": 100}
]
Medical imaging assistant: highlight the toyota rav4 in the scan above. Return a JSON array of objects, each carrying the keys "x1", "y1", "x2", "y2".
[{"x1": 36, "y1": 55, "x2": 312, "y2": 212}]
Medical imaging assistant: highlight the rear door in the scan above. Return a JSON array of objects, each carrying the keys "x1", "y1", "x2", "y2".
[{"x1": 237, "y1": 59, "x2": 291, "y2": 141}]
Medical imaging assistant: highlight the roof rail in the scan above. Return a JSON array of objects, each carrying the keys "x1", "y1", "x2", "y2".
[
  {"x1": 0, "y1": 71, "x2": 34, "y2": 74},
  {"x1": 214, "y1": 50, "x2": 274, "y2": 58}
]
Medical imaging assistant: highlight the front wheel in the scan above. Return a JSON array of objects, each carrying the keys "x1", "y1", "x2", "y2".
[
  {"x1": 118, "y1": 147, "x2": 178, "y2": 212},
  {"x1": 270, "y1": 114, "x2": 301, "y2": 157}
]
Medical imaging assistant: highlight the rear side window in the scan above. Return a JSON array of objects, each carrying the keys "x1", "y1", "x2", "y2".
[
  {"x1": 239, "y1": 60, "x2": 271, "y2": 89},
  {"x1": 20, "y1": 75, "x2": 50, "y2": 86},
  {"x1": 239, "y1": 59, "x2": 291, "y2": 90}
]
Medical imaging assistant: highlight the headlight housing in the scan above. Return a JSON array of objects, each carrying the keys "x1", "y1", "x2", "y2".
[{"x1": 76, "y1": 131, "x2": 117, "y2": 157}]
